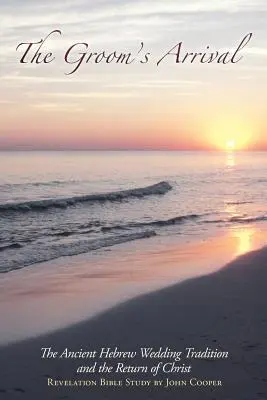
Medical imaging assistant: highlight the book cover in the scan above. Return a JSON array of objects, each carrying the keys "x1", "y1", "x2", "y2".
[{"x1": 0, "y1": 1, "x2": 266, "y2": 399}]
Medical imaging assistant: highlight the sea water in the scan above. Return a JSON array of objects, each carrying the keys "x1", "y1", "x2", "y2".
[{"x1": 0, "y1": 150, "x2": 266, "y2": 273}]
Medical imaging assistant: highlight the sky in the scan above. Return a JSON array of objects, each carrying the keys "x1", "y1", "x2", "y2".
[{"x1": 0, "y1": 0, "x2": 267, "y2": 150}]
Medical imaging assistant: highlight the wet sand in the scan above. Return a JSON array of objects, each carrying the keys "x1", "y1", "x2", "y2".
[
  {"x1": 0, "y1": 243, "x2": 266, "y2": 399},
  {"x1": 0, "y1": 227, "x2": 265, "y2": 344}
]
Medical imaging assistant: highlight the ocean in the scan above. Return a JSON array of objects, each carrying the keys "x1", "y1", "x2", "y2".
[{"x1": 1, "y1": 150, "x2": 267, "y2": 274}]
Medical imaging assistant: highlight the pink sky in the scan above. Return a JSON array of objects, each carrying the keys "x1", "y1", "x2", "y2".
[{"x1": 0, "y1": 0, "x2": 266, "y2": 150}]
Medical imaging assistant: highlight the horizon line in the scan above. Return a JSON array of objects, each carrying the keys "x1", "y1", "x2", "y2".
[{"x1": 1, "y1": 148, "x2": 267, "y2": 152}]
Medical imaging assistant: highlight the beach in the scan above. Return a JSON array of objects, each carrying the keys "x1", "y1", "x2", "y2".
[
  {"x1": 0, "y1": 243, "x2": 266, "y2": 400},
  {"x1": 0, "y1": 228, "x2": 265, "y2": 345},
  {"x1": 0, "y1": 151, "x2": 267, "y2": 399}
]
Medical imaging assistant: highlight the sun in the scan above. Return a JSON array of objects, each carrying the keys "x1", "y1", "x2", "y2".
[
  {"x1": 226, "y1": 139, "x2": 236, "y2": 150},
  {"x1": 206, "y1": 115, "x2": 253, "y2": 151}
]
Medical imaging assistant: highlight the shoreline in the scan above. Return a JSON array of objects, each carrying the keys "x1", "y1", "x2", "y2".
[
  {"x1": 0, "y1": 243, "x2": 266, "y2": 399},
  {"x1": 1, "y1": 227, "x2": 266, "y2": 345}
]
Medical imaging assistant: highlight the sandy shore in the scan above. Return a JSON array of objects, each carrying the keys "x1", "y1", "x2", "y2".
[
  {"x1": 1, "y1": 228, "x2": 265, "y2": 345},
  {"x1": 0, "y1": 245, "x2": 266, "y2": 399}
]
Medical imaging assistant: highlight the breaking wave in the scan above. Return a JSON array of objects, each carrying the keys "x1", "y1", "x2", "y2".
[
  {"x1": 225, "y1": 201, "x2": 253, "y2": 205},
  {"x1": 0, "y1": 242, "x2": 23, "y2": 252},
  {"x1": 229, "y1": 215, "x2": 267, "y2": 223},
  {"x1": 2, "y1": 209, "x2": 267, "y2": 273},
  {"x1": 0, "y1": 230, "x2": 156, "y2": 273},
  {"x1": 204, "y1": 215, "x2": 267, "y2": 224},
  {"x1": 101, "y1": 213, "x2": 200, "y2": 232},
  {"x1": 0, "y1": 212, "x2": 202, "y2": 272},
  {"x1": 0, "y1": 181, "x2": 172, "y2": 213}
]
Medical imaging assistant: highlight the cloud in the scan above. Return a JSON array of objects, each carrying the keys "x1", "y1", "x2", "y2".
[
  {"x1": 34, "y1": 91, "x2": 143, "y2": 99},
  {"x1": 0, "y1": 74, "x2": 99, "y2": 84},
  {"x1": 1, "y1": 0, "x2": 265, "y2": 31},
  {"x1": 242, "y1": 47, "x2": 267, "y2": 56},
  {"x1": 106, "y1": 79, "x2": 205, "y2": 88},
  {"x1": 0, "y1": 0, "x2": 266, "y2": 115},
  {"x1": 0, "y1": 100, "x2": 15, "y2": 104},
  {"x1": 32, "y1": 102, "x2": 85, "y2": 111}
]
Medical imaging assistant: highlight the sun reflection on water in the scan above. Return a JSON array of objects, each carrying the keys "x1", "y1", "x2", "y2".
[
  {"x1": 226, "y1": 151, "x2": 236, "y2": 168},
  {"x1": 232, "y1": 226, "x2": 255, "y2": 256}
]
